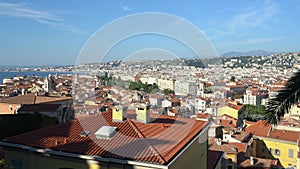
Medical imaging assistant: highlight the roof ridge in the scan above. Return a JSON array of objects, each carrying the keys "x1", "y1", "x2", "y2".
[{"x1": 127, "y1": 120, "x2": 166, "y2": 164}]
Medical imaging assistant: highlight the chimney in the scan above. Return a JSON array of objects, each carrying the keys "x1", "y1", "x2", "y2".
[
  {"x1": 136, "y1": 104, "x2": 150, "y2": 123},
  {"x1": 54, "y1": 140, "x2": 58, "y2": 146},
  {"x1": 112, "y1": 105, "x2": 127, "y2": 122},
  {"x1": 232, "y1": 146, "x2": 238, "y2": 152},
  {"x1": 33, "y1": 92, "x2": 37, "y2": 104},
  {"x1": 63, "y1": 137, "x2": 67, "y2": 144},
  {"x1": 250, "y1": 156, "x2": 255, "y2": 165},
  {"x1": 216, "y1": 138, "x2": 222, "y2": 146}
]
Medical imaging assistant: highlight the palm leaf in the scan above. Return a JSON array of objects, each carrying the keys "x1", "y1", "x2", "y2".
[{"x1": 263, "y1": 70, "x2": 300, "y2": 125}]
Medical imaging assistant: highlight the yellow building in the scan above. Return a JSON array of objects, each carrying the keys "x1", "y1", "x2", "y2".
[
  {"x1": 246, "y1": 120, "x2": 300, "y2": 168},
  {"x1": 217, "y1": 101, "x2": 245, "y2": 126},
  {"x1": 0, "y1": 110, "x2": 210, "y2": 169},
  {"x1": 208, "y1": 138, "x2": 248, "y2": 169},
  {"x1": 157, "y1": 78, "x2": 175, "y2": 91}
]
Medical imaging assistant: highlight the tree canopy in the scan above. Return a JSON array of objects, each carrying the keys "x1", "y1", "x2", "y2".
[{"x1": 263, "y1": 70, "x2": 300, "y2": 125}]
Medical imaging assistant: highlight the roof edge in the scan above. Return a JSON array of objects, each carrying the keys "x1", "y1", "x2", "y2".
[
  {"x1": 0, "y1": 141, "x2": 168, "y2": 169},
  {"x1": 167, "y1": 121, "x2": 211, "y2": 167}
]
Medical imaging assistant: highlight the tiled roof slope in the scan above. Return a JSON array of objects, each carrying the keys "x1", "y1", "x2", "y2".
[
  {"x1": 245, "y1": 120, "x2": 300, "y2": 142},
  {"x1": 3, "y1": 110, "x2": 208, "y2": 165},
  {"x1": 0, "y1": 93, "x2": 71, "y2": 104}
]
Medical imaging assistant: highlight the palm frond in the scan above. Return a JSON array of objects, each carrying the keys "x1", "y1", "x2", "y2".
[{"x1": 263, "y1": 70, "x2": 300, "y2": 125}]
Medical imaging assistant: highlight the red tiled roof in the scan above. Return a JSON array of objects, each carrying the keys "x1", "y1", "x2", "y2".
[
  {"x1": 197, "y1": 113, "x2": 211, "y2": 119},
  {"x1": 208, "y1": 138, "x2": 247, "y2": 154},
  {"x1": 226, "y1": 102, "x2": 244, "y2": 111},
  {"x1": 214, "y1": 114, "x2": 237, "y2": 128},
  {"x1": 0, "y1": 93, "x2": 72, "y2": 104},
  {"x1": 3, "y1": 110, "x2": 208, "y2": 165},
  {"x1": 238, "y1": 154, "x2": 280, "y2": 169},
  {"x1": 245, "y1": 120, "x2": 300, "y2": 142}
]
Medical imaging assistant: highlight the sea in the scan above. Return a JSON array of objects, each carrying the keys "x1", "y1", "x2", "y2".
[{"x1": 0, "y1": 71, "x2": 73, "y2": 83}]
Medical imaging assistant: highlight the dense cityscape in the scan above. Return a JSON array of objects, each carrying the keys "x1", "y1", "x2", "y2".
[
  {"x1": 0, "y1": 52, "x2": 299, "y2": 169},
  {"x1": 1, "y1": 0, "x2": 300, "y2": 169}
]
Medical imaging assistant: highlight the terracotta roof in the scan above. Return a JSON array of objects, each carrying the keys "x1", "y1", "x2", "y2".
[
  {"x1": 197, "y1": 113, "x2": 211, "y2": 119},
  {"x1": 226, "y1": 102, "x2": 244, "y2": 111},
  {"x1": 222, "y1": 128, "x2": 251, "y2": 142},
  {"x1": 0, "y1": 93, "x2": 71, "y2": 104},
  {"x1": 3, "y1": 110, "x2": 208, "y2": 165},
  {"x1": 238, "y1": 155, "x2": 280, "y2": 169},
  {"x1": 214, "y1": 115, "x2": 237, "y2": 128},
  {"x1": 208, "y1": 138, "x2": 247, "y2": 154},
  {"x1": 245, "y1": 120, "x2": 300, "y2": 142}
]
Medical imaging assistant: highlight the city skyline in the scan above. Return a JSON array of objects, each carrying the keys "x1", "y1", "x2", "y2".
[{"x1": 1, "y1": 0, "x2": 300, "y2": 66}]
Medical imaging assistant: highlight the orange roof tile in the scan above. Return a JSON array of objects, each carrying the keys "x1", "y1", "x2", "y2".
[
  {"x1": 246, "y1": 120, "x2": 300, "y2": 142},
  {"x1": 3, "y1": 110, "x2": 208, "y2": 165},
  {"x1": 208, "y1": 138, "x2": 247, "y2": 154}
]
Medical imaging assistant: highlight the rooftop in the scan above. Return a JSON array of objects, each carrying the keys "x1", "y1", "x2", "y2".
[
  {"x1": 245, "y1": 120, "x2": 300, "y2": 143},
  {"x1": 0, "y1": 93, "x2": 72, "y2": 104},
  {"x1": 18, "y1": 104, "x2": 61, "y2": 112},
  {"x1": 208, "y1": 138, "x2": 247, "y2": 154},
  {"x1": 2, "y1": 110, "x2": 208, "y2": 165}
]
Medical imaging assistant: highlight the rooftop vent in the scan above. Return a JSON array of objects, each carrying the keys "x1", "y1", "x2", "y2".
[
  {"x1": 80, "y1": 131, "x2": 90, "y2": 137},
  {"x1": 95, "y1": 126, "x2": 117, "y2": 139}
]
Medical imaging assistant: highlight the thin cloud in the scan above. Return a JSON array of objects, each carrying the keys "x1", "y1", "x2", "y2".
[
  {"x1": 237, "y1": 37, "x2": 284, "y2": 45},
  {"x1": 219, "y1": 0, "x2": 278, "y2": 35},
  {"x1": 121, "y1": 5, "x2": 131, "y2": 11},
  {"x1": 0, "y1": 2, "x2": 84, "y2": 34}
]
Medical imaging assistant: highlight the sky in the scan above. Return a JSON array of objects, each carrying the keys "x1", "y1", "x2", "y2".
[{"x1": 0, "y1": 0, "x2": 299, "y2": 66}]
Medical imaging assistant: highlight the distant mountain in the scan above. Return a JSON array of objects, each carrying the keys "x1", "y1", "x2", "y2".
[{"x1": 221, "y1": 50, "x2": 277, "y2": 57}]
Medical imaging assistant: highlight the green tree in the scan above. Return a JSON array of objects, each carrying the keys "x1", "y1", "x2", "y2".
[
  {"x1": 163, "y1": 89, "x2": 175, "y2": 95},
  {"x1": 230, "y1": 76, "x2": 235, "y2": 82},
  {"x1": 243, "y1": 105, "x2": 265, "y2": 121},
  {"x1": 263, "y1": 70, "x2": 300, "y2": 125}
]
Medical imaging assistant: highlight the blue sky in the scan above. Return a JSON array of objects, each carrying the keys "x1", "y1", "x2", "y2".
[{"x1": 0, "y1": 0, "x2": 299, "y2": 66}]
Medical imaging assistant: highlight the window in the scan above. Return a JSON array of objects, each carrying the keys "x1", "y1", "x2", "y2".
[
  {"x1": 275, "y1": 149, "x2": 280, "y2": 156},
  {"x1": 288, "y1": 149, "x2": 294, "y2": 158}
]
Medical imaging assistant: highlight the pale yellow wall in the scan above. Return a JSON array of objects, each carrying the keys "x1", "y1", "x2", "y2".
[
  {"x1": 256, "y1": 138, "x2": 298, "y2": 167},
  {"x1": 5, "y1": 149, "x2": 92, "y2": 169},
  {"x1": 258, "y1": 138, "x2": 297, "y2": 168},
  {"x1": 217, "y1": 107, "x2": 238, "y2": 119},
  {"x1": 112, "y1": 106, "x2": 126, "y2": 122},
  {"x1": 136, "y1": 106, "x2": 149, "y2": 123},
  {"x1": 169, "y1": 133, "x2": 208, "y2": 169},
  {"x1": 157, "y1": 79, "x2": 175, "y2": 91},
  {"x1": 225, "y1": 153, "x2": 237, "y2": 169}
]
